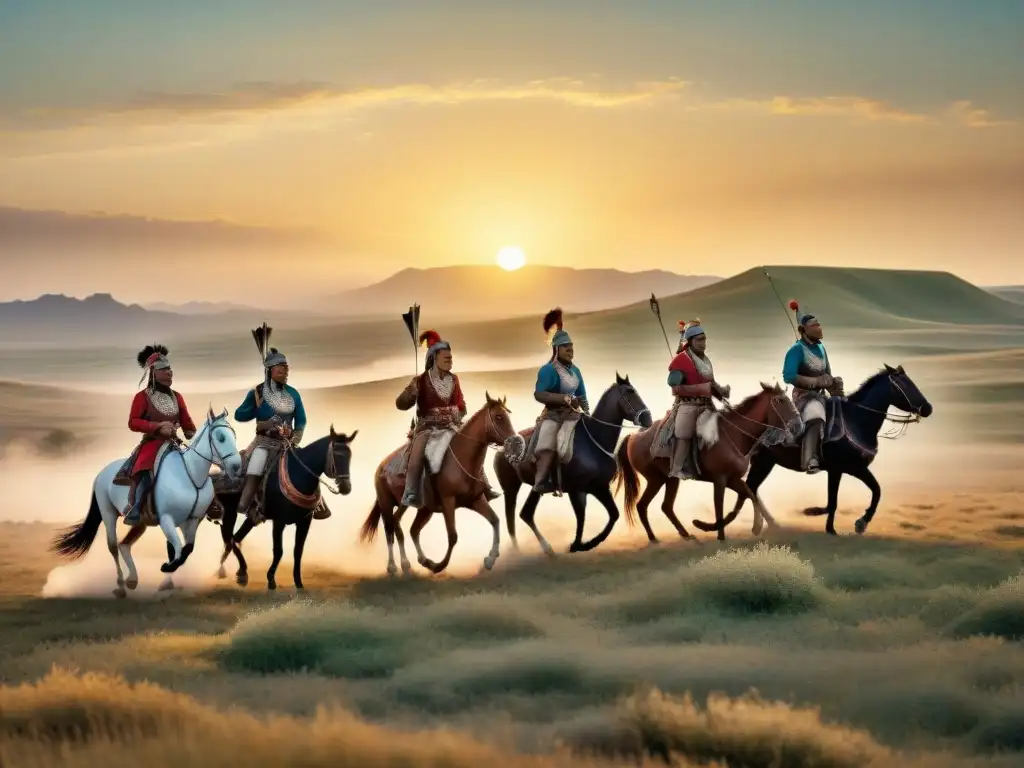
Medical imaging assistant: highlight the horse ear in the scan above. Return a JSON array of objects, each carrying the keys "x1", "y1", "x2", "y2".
[
  {"x1": 615, "y1": 371, "x2": 623, "y2": 384},
  {"x1": 329, "y1": 423, "x2": 337, "y2": 437},
  {"x1": 208, "y1": 403, "x2": 215, "y2": 421},
  {"x1": 220, "y1": 406, "x2": 229, "y2": 419},
  {"x1": 774, "y1": 381, "x2": 784, "y2": 393},
  {"x1": 347, "y1": 429, "x2": 358, "y2": 442},
  {"x1": 485, "y1": 390, "x2": 493, "y2": 404},
  {"x1": 760, "y1": 381, "x2": 772, "y2": 391},
  {"x1": 897, "y1": 364, "x2": 905, "y2": 374},
  {"x1": 884, "y1": 363, "x2": 896, "y2": 374}
]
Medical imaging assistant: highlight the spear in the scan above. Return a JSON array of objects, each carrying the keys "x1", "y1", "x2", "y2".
[
  {"x1": 761, "y1": 266, "x2": 798, "y2": 339},
  {"x1": 401, "y1": 304, "x2": 421, "y2": 374},
  {"x1": 649, "y1": 293, "x2": 674, "y2": 358}
]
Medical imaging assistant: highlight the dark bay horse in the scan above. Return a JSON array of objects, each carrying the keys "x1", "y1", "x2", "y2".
[
  {"x1": 616, "y1": 382, "x2": 801, "y2": 542},
  {"x1": 360, "y1": 393, "x2": 516, "y2": 576},
  {"x1": 215, "y1": 426, "x2": 356, "y2": 590},
  {"x1": 492, "y1": 374, "x2": 654, "y2": 555},
  {"x1": 719, "y1": 364, "x2": 932, "y2": 536}
]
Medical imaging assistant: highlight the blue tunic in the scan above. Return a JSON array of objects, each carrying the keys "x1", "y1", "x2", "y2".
[
  {"x1": 782, "y1": 340, "x2": 830, "y2": 385},
  {"x1": 535, "y1": 361, "x2": 587, "y2": 400},
  {"x1": 234, "y1": 383, "x2": 307, "y2": 433}
]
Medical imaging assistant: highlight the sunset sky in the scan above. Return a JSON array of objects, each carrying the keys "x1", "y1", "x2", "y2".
[{"x1": 1, "y1": 0, "x2": 1022, "y2": 302}]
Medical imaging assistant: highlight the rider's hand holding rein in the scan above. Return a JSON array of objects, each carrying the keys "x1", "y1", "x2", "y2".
[{"x1": 157, "y1": 422, "x2": 176, "y2": 438}]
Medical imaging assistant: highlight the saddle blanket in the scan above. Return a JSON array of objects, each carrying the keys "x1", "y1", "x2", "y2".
[
  {"x1": 522, "y1": 419, "x2": 577, "y2": 465},
  {"x1": 650, "y1": 405, "x2": 718, "y2": 459}
]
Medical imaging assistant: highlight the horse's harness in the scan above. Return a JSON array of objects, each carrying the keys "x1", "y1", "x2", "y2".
[
  {"x1": 579, "y1": 384, "x2": 651, "y2": 459},
  {"x1": 845, "y1": 371, "x2": 926, "y2": 440},
  {"x1": 439, "y1": 403, "x2": 510, "y2": 484},
  {"x1": 714, "y1": 391, "x2": 800, "y2": 460},
  {"x1": 163, "y1": 418, "x2": 240, "y2": 521}
]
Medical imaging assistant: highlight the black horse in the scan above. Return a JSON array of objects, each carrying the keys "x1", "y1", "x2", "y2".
[
  {"x1": 695, "y1": 364, "x2": 932, "y2": 536},
  {"x1": 493, "y1": 374, "x2": 653, "y2": 554},
  {"x1": 216, "y1": 426, "x2": 356, "y2": 589}
]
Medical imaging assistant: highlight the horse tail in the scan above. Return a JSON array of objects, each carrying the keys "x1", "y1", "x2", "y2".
[
  {"x1": 360, "y1": 501, "x2": 383, "y2": 544},
  {"x1": 616, "y1": 434, "x2": 640, "y2": 527},
  {"x1": 51, "y1": 490, "x2": 103, "y2": 559}
]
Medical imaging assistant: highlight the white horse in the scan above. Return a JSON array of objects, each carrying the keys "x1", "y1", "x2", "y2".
[{"x1": 51, "y1": 407, "x2": 243, "y2": 597}]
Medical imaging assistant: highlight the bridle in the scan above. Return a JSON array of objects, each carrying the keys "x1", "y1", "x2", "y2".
[
  {"x1": 285, "y1": 435, "x2": 351, "y2": 495},
  {"x1": 580, "y1": 383, "x2": 651, "y2": 458},
  {"x1": 845, "y1": 370, "x2": 926, "y2": 440},
  {"x1": 174, "y1": 416, "x2": 240, "y2": 520}
]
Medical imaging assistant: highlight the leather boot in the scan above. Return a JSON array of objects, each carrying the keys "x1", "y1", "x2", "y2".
[
  {"x1": 669, "y1": 438, "x2": 695, "y2": 480},
  {"x1": 801, "y1": 420, "x2": 823, "y2": 474},
  {"x1": 206, "y1": 495, "x2": 224, "y2": 521},
  {"x1": 533, "y1": 449, "x2": 556, "y2": 494},
  {"x1": 483, "y1": 483, "x2": 502, "y2": 501},
  {"x1": 123, "y1": 471, "x2": 151, "y2": 525},
  {"x1": 239, "y1": 475, "x2": 263, "y2": 524},
  {"x1": 401, "y1": 434, "x2": 429, "y2": 507}
]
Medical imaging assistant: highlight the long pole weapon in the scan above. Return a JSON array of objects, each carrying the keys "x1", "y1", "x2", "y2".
[
  {"x1": 648, "y1": 293, "x2": 674, "y2": 358},
  {"x1": 761, "y1": 266, "x2": 798, "y2": 339},
  {"x1": 401, "y1": 304, "x2": 421, "y2": 373}
]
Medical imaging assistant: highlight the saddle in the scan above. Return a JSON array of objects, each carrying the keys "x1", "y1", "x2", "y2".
[{"x1": 520, "y1": 421, "x2": 578, "y2": 466}]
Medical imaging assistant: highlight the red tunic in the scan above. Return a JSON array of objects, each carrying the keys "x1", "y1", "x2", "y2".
[
  {"x1": 128, "y1": 389, "x2": 196, "y2": 474},
  {"x1": 669, "y1": 350, "x2": 712, "y2": 384},
  {"x1": 415, "y1": 372, "x2": 466, "y2": 423}
]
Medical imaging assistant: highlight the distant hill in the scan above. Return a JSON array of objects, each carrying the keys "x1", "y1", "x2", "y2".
[
  {"x1": 144, "y1": 301, "x2": 259, "y2": 315},
  {"x1": 316, "y1": 265, "x2": 721, "y2": 319},
  {"x1": 988, "y1": 286, "x2": 1024, "y2": 304}
]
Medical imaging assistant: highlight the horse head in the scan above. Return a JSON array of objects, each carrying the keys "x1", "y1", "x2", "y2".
[
  {"x1": 759, "y1": 381, "x2": 802, "y2": 437},
  {"x1": 613, "y1": 372, "x2": 653, "y2": 428},
  {"x1": 883, "y1": 364, "x2": 933, "y2": 418},
  {"x1": 328, "y1": 424, "x2": 357, "y2": 495},
  {"x1": 203, "y1": 405, "x2": 243, "y2": 479},
  {"x1": 482, "y1": 392, "x2": 516, "y2": 446}
]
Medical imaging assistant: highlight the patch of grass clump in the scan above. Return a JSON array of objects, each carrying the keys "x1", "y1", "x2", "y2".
[{"x1": 948, "y1": 572, "x2": 1024, "y2": 641}]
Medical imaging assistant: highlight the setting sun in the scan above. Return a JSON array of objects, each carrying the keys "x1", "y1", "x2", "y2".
[{"x1": 496, "y1": 246, "x2": 526, "y2": 271}]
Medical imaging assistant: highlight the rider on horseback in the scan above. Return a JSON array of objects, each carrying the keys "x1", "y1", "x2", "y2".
[
  {"x1": 783, "y1": 300, "x2": 844, "y2": 474},
  {"x1": 123, "y1": 345, "x2": 197, "y2": 525},
  {"x1": 667, "y1": 319, "x2": 731, "y2": 480},
  {"x1": 235, "y1": 325, "x2": 321, "y2": 524},
  {"x1": 532, "y1": 308, "x2": 589, "y2": 494},
  {"x1": 396, "y1": 329, "x2": 500, "y2": 507}
]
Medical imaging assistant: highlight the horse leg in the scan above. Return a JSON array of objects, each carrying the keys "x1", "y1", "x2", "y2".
[
  {"x1": 745, "y1": 452, "x2": 776, "y2": 534},
  {"x1": 104, "y1": 512, "x2": 127, "y2": 599},
  {"x1": 576, "y1": 486, "x2": 619, "y2": 552},
  {"x1": 567, "y1": 491, "x2": 587, "y2": 552},
  {"x1": 230, "y1": 516, "x2": 252, "y2": 587},
  {"x1": 520, "y1": 490, "x2": 555, "y2": 556},
  {"x1": 496, "y1": 455, "x2": 523, "y2": 552},
  {"x1": 118, "y1": 524, "x2": 146, "y2": 590},
  {"x1": 712, "y1": 479, "x2": 727, "y2": 541},
  {"x1": 423, "y1": 498, "x2": 458, "y2": 575},
  {"x1": 658, "y1": 477, "x2": 694, "y2": 541},
  {"x1": 392, "y1": 505, "x2": 413, "y2": 575},
  {"x1": 849, "y1": 466, "x2": 881, "y2": 535},
  {"x1": 267, "y1": 519, "x2": 285, "y2": 590},
  {"x1": 633, "y1": 476, "x2": 663, "y2": 544},
  {"x1": 409, "y1": 507, "x2": 433, "y2": 567},
  {"x1": 722, "y1": 475, "x2": 773, "y2": 536},
  {"x1": 381, "y1": 500, "x2": 399, "y2": 577},
  {"x1": 803, "y1": 469, "x2": 843, "y2": 534},
  {"x1": 158, "y1": 513, "x2": 184, "y2": 573},
  {"x1": 217, "y1": 503, "x2": 234, "y2": 579},
  {"x1": 469, "y1": 496, "x2": 501, "y2": 571},
  {"x1": 293, "y1": 515, "x2": 311, "y2": 589}
]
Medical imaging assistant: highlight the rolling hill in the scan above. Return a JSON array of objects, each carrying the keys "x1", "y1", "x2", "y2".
[
  {"x1": 989, "y1": 285, "x2": 1024, "y2": 304},
  {"x1": 316, "y1": 264, "x2": 721, "y2": 319}
]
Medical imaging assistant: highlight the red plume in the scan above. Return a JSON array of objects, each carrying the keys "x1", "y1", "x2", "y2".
[
  {"x1": 677, "y1": 320, "x2": 686, "y2": 331},
  {"x1": 419, "y1": 329, "x2": 442, "y2": 348},
  {"x1": 542, "y1": 308, "x2": 563, "y2": 334},
  {"x1": 788, "y1": 300, "x2": 800, "y2": 312}
]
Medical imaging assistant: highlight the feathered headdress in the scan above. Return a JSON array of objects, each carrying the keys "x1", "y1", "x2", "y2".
[
  {"x1": 679, "y1": 319, "x2": 704, "y2": 349},
  {"x1": 419, "y1": 329, "x2": 442, "y2": 349},
  {"x1": 136, "y1": 344, "x2": 170, "y2": 388},
  {"x1": 251, "y1": 322, "x2": 273, "y2": 365},
  {"x1": 543, "y1": 308, "x2": 564, "y2": 336}
]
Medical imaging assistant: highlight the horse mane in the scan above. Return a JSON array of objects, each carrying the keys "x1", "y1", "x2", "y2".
[
  {"x1": 732, "y1": 387, "x2": 769, "y2": 414},
  {"x1": 847, "y1": 369, "x2": 891, "y2": 403}
]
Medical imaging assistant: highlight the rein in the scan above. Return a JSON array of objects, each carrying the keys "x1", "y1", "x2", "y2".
[
  {"x1": 844, "y1": 373, "x2": 924, "y2": 440},
  {"x1": 285, "y1": 438, "x2": 348, "y2": 495},
  {"x1": 171, "y1": 418, "x2": 239, "y2": 521}
]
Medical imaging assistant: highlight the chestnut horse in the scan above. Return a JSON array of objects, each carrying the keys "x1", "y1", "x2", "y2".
[
  {"x1": 616, "y1": 382, "x2": 801, "y2": 542},
  {"x1": 359, "y1": 393, "x2": 516, "y2": 575}
]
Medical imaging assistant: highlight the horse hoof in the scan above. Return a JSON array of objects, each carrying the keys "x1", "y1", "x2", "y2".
[
  {"x1": 125, "y1": 578, "x2": 139, "y2": 590},
  {"x1": 386, "y1": 563, "x2": 398, "y2": 577},
  {"x1": 160, "y1": 562, "x2": 175, "y2": 573},
  {"x1": 236, "y1": 572, "x2": 249, "y2": 587},
  {"x1": 568, "y1": 542, "x2": 582, "y2": 553},
  {"x1": 295, "y1": 583, "x2": 304, "y2": 591},
  {"x1": 647, "y1": 539, "x2": 661, "y2": 548},
  {"x1": 217, "y1": 565, "x2": 227, "y2": 579},
  {"x1": 112, "y1": 587, "x2": 127, "y2": 599},
  {"x1": 825, "y1": 527, "x2": 838, "y2": 536},
  {"x1": 483, "y1": 556, "x2": 496, "y2": 571},
  {"x1": 267, "y1": 580, "x2": 277, "y2": 591},
  {"x1": 401, "y1": 561, "x2": 413, "y2": 575},
  {"x1": 854, "y1": 518, "x2": 867, "y2": 535},
  {"x1": 802, "y1": 507, "x2": 829, "y2": 517},
  {"x1": 691, "y1": 518, "x2": 717, "y2": 533}
]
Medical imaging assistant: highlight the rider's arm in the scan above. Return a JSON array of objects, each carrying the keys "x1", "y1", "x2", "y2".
[
  {"x1": 783, "y1": 344, "x2": 825, "y2": 389},
  {"x1": 668, "y1": 368, "x2": 712, "y2": 398},
  {"x1": 574, "y1": 369, "x2": 590, "y2": 414},
  {"x1": 128, "y1": 391, "x2": 160, "y2": 435},
  {"x1": 234, "y1": 389, "x2": 259, "y2": 422},
  {"x1": 534, "y1": 365, "x2": 565, "y2": 407},
  {"x1": 396, "y1": 376, "x2": 419, "y2": 410},
  {"x1": 453, "y1": 375, "x2": 468, "y2": 419},
  {"x1": 176, "y1": 394, "x2": 197, "y2": 439},
  {"x1": 291, "y1": 389, "x2": 306, "y2": 445}
]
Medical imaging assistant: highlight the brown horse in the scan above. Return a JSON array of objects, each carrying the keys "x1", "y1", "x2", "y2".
[
  {"x1": 615, "y1": 382, "x2": 801, "y2": 542},
  {"x1": 359, "y1": 393, "x2": 516, "y2": 575}
]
